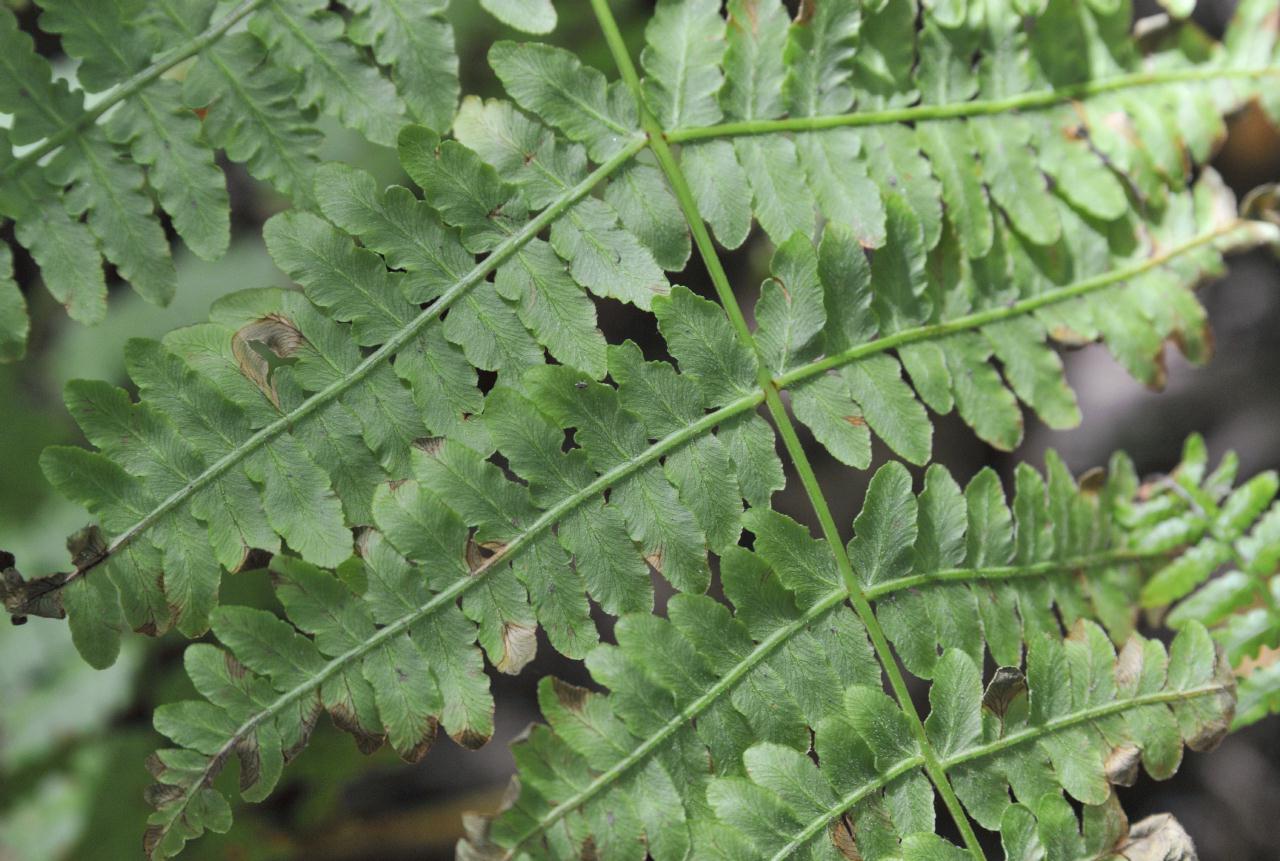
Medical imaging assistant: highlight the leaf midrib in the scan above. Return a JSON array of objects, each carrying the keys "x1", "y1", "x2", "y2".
[{"x1": 666, "y1": 65, "x2": 1280, "y2": 142}]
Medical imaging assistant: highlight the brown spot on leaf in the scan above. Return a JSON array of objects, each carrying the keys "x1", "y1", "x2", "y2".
[
  {"x1": 982, "y1": 666, "x2": 1028, "y2": 721},
  {"x1": 329, "y1": 702, "x2": 386, "y2": 754},
  {"x1": 144, "y1": 782, "x2": 185, "y2": 808},
  {"x1": 234, "y1": 735, "x2": 262, "y2": 792},
  {"x1": 1115, "y1": 638, "x2": 1144, "y2": 692},
  {"x1": 1048, "y1": 322, "x2": 1091, "y2": 346},
  {"x1": 842, "y1": 414, "x2": 867, "y2": 427},
  {"x1": 232, "y1": 314, "x2": 305, "y2": 409},
  {"x1": 466, "y1": 536, "x2": 508, "y2": 573},
  {"x1": 66, "y1": 524, "x2": 107, "y2": 570},
  {"x1": 1186, "y1": 645, "x2": 1236, "y2": 753},
  {"x1": 1063, "y1": 122, "x2": 1089, "y2": 142},
  {"x1": 1078, "y1": 466, "x2": 1107, "y2": 495},
  {"x1": 284, "y1": 696, "x2": 324, "y2": 763},
  {"x1": 1146, "y1": 347, "x2": 1169, "y2": 392},
  {"x1": 143, "y1": 825, "x2": 166, "y2": 857},
  {"x1": 551, "y1": 677, "x2": 591, "y2": 713},
  {"x1": 454, "y1": 725, "x2": 492, "y2": 751},
  {"x1": 224, "y1": 652, "x2": 249, "y2": 680},
  {"x1": 401, "y1": 718, "x2": 438, "y2": 763},
  {"x1": 1, "y1": 555, "x2": 68, "y2": 622},
  {"x1": 144, "y1": 753, "x2": 167, "y2": 780},
  {"x1": 830, "y1": 815, "x2": 862, "y2": 860},
  {"x1": 466, "y1": 538, "x2": 486, "y2": 572}
]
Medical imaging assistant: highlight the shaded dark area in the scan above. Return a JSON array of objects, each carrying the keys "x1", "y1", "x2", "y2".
[{"x1": 2, "y1": 1, "x2": 1279, "y2": 860}]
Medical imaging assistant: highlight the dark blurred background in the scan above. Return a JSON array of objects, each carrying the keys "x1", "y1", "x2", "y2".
[{"x1": 2, "y1": 1, "x2": 1279, "y2": 859}]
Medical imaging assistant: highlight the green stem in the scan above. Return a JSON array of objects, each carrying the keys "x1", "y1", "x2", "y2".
[
  {"x1": 863, "y1": 549, "x2": 1160, "y2": 600},
  {"x1": 587, "y1": 1, "x2": 988, "y2": 856},
  {"x1": 759, "y1": 388, "x2": 991, "y2": 861},
  {"x1": 0, "y1": 0, "x2": 268, "y2": 182},
  {"x1": 666, "y1": 65, "x2": 1280, "y2": 143},
  {"x1": 768, "y1": 755, "x2": 926, "y2": 861},
  {"x1": 941, "y1": 684, "x2": 1227, "y2": 768}
]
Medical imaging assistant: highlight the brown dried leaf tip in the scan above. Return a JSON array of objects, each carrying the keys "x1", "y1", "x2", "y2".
[
  {"x1": 495, "y1": 621, "x2": 537, "y2": 675},
  {"x1": 1118, "y1": 813, "x2": 1199, "y2": 861}
]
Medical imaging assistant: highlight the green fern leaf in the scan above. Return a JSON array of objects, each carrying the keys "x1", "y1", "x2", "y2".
[
  {"x1": 0, "y1": 0, "x2": 462, "y2": 356},
  {"x1": 138, "y1": 443, "x2": 1258, "y2": 855},
  {"x1": 459, "y1": 492, "x2": 1234, "y2": 859},
  {"x1": 4, "y1": 0, "x2": 1276, "y2": 690},
  {"x1": 3, "y1": 2, "x2": 1280, "y2": 855},
  {"x1": 480, "y1": 0, "x2": 557, "y2": 35},
  {"x1": 181, "y1": 31, "x2": 322, "y2": 203},
  {"x1": 1126, "y1": 434, "x2": 1280, "y2": 730},
  {"x1": 346, "y1": 0, "x2": 459, "y2": 133},
  {"x1": 248, "y1": 1, "x2": 404, "y2": 147}
]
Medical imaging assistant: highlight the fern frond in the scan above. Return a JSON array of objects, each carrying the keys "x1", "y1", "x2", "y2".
[
  {"x1": 461, "y1": 573, "x2": 1232, "y2": 859},
  {"x1": 0, "y1": 0, "x2": 462, "y2": 359},
  {"x1": 3, "y1": 2, "x2": 1280, "y2": 854},
  {"x1": 6, "y1": 153, "x2": 1265, "y2": 664},
  {"x1": 1124, "y1": 434, "x2": 1280, "y2": 730},
  {"x1": 140, "y1": 443, "x2": 1260, "y2": 856}
]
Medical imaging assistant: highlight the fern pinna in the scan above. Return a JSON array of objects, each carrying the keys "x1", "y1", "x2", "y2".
[
  {"x1": 2, "y1": 0, "x2": 1280, "y2": 858},
  {"x1": 0, "y1": 0, "x2": 461, "y2": 361}
]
